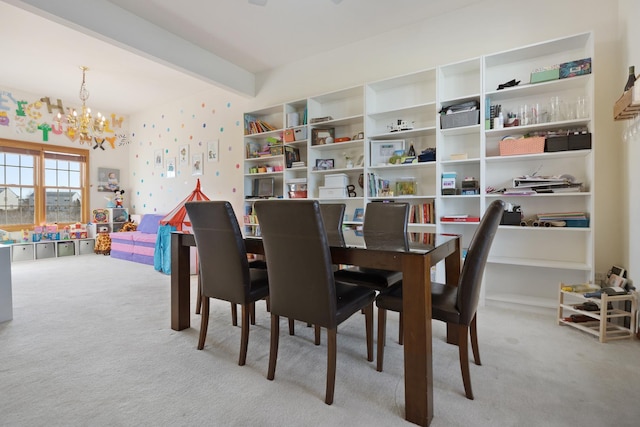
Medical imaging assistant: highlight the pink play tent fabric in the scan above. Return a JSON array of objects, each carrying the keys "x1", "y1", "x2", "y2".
[{"x1": 154, "y1": 179, "x2": 209, "y2": 274}]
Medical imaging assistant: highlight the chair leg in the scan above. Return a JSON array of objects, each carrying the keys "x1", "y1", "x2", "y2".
[
  {"x1": 250, "y1": 302, "x2": 256, "y2": 326},
  {"x1": 197, "y1": 297, "x2": 209, "y2": 350},
  {"x1": 265, "y1": 296, "x2": 270, "y2": 312},
  {"x1": 325, "y1": 327, "x2": 337, "y2": 405},
  {"x1": 231, "y1": 303, "x2": 238, "y2": 326},
  {"x1": 364, "y1": 303, "x2": 373, "y2": 362},
  {"x1": 267, "y1": 314, "x2": 280, "y2": 381},
  {"x1": 195, "y1": 274, "x2": 202, "y2": 315},
  {"x1": 457, "y1": 324, "x2": 474, "y2": 400},
  {"x1": 470, "y1": 315, "x2": 481, "y2": 366},
  {"x1": 398, "y1": 312, "x2": 404, "y2": 345},
  {"x1": 314, "y1": 325, "x2": 321, "y2": 345},
  {"x1": 288, "y1": 318, "x2": 295, "y2": 335},
  {"x1": 239, "y1": 304, "x2": 250, "y2": 366},
  {"x1": 376, "y1": 307, "x2": 387, "y2": 372}
]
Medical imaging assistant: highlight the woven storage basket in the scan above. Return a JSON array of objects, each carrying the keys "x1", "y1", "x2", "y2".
[{"x1": 499, "y1": 137, "x2": 545, "y2": 156}]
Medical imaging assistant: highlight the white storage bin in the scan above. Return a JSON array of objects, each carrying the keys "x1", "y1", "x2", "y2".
[
  {"x1": 78, "y1": 239, "x2": 96, "y2": 255},
  {"x1": 57, "y1": 241, "x2": 75, "y2": 257},
  {"x1": 324, "y1": 173, "x2": 348, "y2": 188},
  {"x1": 319, "y1": 186, "x2": 347, "y2": 199},
  {"x1": 12, "y1": 244, "x2": 34, "y2": 262},
  {"x1": 36, "y1": 242, "x2": 55, "y2": 259}
]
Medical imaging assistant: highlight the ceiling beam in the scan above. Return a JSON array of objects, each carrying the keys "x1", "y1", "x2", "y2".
[{"x1": 5, "y1": 0, "x2": 256, "y2": 97}]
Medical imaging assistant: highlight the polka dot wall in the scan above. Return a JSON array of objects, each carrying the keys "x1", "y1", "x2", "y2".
[{"x1": 127, "y1": 88, "x2": 249, "y2": 215}]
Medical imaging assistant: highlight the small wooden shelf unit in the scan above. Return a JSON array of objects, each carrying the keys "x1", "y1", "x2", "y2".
[{"x1": 558, "y1": 286, "x2": 637, "y2": 342}]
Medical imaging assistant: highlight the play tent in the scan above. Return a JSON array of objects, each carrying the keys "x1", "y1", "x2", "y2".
[{"x1": 154, "y1": 179, "x2": 209, "y2": 274}]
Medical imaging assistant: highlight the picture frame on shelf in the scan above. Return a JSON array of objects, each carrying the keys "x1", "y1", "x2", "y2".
[
  {"x1": 285, "y1": 145, "x2": 300, "y2": 168},
  {"x1": 311, "y1": 128, "x2": 335, "y2": 145},
  {"x1": 246, "y1": 141, "x2": 261, "y2": 159},
  {"x1": 370, "y1": 140, "x2": 405, "y2": 166},
  {"x1": 315, "y1": 158, "x2": 334, "y2": 170},
  {"x1": 352, "y1": 132, "x2": 365, "y2": 141}
]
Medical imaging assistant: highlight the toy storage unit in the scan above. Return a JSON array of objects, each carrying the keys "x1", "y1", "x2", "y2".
[{"x1": 9, "y1": 238, "x2": 96, "y2": 262}]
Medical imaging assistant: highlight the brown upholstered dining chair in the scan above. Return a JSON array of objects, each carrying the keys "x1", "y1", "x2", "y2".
[
  {"x1": 375, "y1": 199, "x2": 505, "y2": 400},
  {"x1": 184, "y1": 200, "x2": 269, "y2": 366},
  {"x1": 333, "y1": 202, "x2": 410, "y2": 291},
  {"x1": 254, "y1": 199, "x2": 376, "y2": 405}
]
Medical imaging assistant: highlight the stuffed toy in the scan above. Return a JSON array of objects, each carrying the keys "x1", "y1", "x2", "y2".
[
  {"x1": 94, "y1": 232, "x2": 111, "y2": 255},
  {"x1": 114, "y1": 189, "x2": 125, "y2": 208}
]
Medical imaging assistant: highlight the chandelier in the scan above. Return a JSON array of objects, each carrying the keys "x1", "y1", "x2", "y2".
[{"x1": 57, "y1": 66, "x2": 105, "y2": 143}]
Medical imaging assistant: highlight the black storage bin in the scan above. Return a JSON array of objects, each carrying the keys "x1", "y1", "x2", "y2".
[
  {"x1": 500, "y1": 211, "x2": 522, "y2": 226},
  {"x1": 568, "y1": 132, "x2": 592, "y2": 150},
  {"x1": 545, "y1": 136, "x2": 568, "y2": 152}
]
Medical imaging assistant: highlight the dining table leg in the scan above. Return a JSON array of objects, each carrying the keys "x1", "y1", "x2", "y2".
[
  {"x1": 171, "y1": 232, "x2": 191, "y2": 331},
  {"x1": 402, "y1": 253, "x2": 433, "y2": 426}
]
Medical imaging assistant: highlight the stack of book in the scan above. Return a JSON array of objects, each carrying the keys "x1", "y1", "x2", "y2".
[
  {"x1": 511, "y1": 174, "x2": 583, "y2": 194},
  {"x1": 309, "y1": 116, "x2": 333, "y2": 124},
  {"x1": 289, "y1": 161, "x2": 305, "y2": 169},
  {"x1": 536, "y1": 212, "x2": 589, "y2": 227}
]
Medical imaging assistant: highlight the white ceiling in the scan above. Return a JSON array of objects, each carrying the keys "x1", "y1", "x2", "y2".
[{"x1": 1, "y1": 0, "x2": 486, "y2": 115}]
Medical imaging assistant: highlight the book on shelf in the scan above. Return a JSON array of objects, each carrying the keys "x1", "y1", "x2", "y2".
[
  {"x1": 536, "y1": 212, "x2": 587, "y2": 221},
  {"x1": 440, "y1": 215, "x2": 480, "y2": 223},
  {"x1": 409, "y1": 201, "x2": 435, "y2": 224},
  {"x1": 244, "y1": 117, "x2": 277, "y2": 134}
]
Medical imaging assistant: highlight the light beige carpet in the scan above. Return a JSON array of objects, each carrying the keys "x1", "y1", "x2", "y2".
[{"x1": 1, "y1": 254, "x2": 639, "y2": 426}]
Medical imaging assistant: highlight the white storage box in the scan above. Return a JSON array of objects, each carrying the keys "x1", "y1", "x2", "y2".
[
  {"x1": 78, "y1": 239, "x2": 95, "y2": 255},
  {"x1": 318, "y1": 186, "x2": 347, "y2": 199},
  {"x1": 36, "y1": 242, "x2": 55, "y2": 259},
  {"x1": 57, "y1": 241, "x2": 75, "y2": 257},
  {"x1": 324, "y1": 173, "x2": 348, "y2": 188},
  {"x1": 12, "y1": 244, "x2": 34, "y2": 262},
  {"x1": 294, "y1": 127, "x2": 308, "y2": 141}
]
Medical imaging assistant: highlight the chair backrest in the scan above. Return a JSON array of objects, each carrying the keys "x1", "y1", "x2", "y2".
[
  {"x1": 457, "y1": 199, "x2": 505, "y2": 325},
  {"x1": 363, "y1": 202, "x2": 410, "y2": 250},
  {"x1": 319, "y1": 203, "x2": 346, "y2": 247},
  {"x1": 185, "y1": 201, "x2": 251, "y2": 304},
  {"x1": 254, "y1": 200, "x2": 338, "y2": 329}
]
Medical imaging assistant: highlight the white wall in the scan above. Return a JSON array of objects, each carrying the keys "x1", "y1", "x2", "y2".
[
  {"x1": 0, "y1": 86, "x2": 130, "y2": 213},
  {"x1": 125, "y1": 86, "x2": 249, "y2": 217},
  {"x1": 619, "y1": 0, "x2": 640, "y2": 280}
]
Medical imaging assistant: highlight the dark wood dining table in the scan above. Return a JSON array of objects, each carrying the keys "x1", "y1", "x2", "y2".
[{"x1": 171, "y1": 230, "x2": 460, "y2": 427}]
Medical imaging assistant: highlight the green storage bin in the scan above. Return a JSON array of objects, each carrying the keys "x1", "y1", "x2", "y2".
[{"x1": 530, "y1": 68, "x2": 559, "y2": 84}]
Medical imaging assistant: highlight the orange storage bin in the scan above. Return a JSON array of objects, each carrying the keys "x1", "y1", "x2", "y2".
[{"x1": 499, "y1": 137, "x2": 545, "y2": 156}]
